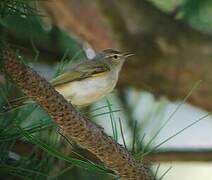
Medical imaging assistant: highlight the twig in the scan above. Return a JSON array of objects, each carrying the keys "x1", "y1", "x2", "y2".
[{"x1": 144, "y1": 148, "x2": 212, "y2": 163}]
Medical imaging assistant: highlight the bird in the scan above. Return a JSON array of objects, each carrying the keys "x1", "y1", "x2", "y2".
[{"x1": 6, "y1": 49, "x2": 133, "y2": 109}]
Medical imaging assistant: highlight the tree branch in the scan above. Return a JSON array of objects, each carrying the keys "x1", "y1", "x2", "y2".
[
  {"x1": 144, "y1": 149, "x2": 212, "y2": 163},
  {"x1": 39, "y1": 0, "x2": 115, "y2": 50},
  {"x1": 3, "y1": 48, "x2": 152, "y2": 180}
]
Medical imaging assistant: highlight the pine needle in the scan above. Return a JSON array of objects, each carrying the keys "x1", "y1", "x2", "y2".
[
  {"x1": 141, "y1": 112, "x2": 211, "y2": 157},
  {"x1": 142, "y1": 80, "x2": 202, "y2": 153},
  {"x1": 158, "y1": 166, "x2": 172, "y2": 180},
  {"x1": 118, "y1": 118, "x2": 127, "y2": 150}
]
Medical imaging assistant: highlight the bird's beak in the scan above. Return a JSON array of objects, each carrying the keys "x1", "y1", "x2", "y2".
[{"x1": 123, "y1": 53, "x2": 135, "y2": 58}]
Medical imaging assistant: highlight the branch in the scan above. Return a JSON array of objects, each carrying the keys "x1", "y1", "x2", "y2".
[
  {"x1": 144, "y1": 149, "x2": 212, "y2": 163},
  {"x1": 3, "y1": 49, "x2": 152, "y2": 180},
  {"x1": 39, "y1": 0, "x2": 115, "y2": 50}
]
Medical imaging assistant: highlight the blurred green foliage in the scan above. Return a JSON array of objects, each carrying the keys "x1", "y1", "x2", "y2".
[
  {"x1": 149, "y1": 0, "x2": 212, "y2": 33},
  {"x1": 0, "y1": 0, "x2": 83, "y2": 65},
  {"x1": 182, "y1": 0, "x2": 212, "y2": 32}
]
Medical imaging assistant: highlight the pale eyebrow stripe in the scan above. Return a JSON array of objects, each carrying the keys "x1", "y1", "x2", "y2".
[{"x1": 105, "y1": 54, "x2": 121, "y2": 58}]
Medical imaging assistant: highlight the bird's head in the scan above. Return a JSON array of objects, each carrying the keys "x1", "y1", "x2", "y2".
[{"x1": 94, "y1": 49, "x2": 134, "y2": 67}]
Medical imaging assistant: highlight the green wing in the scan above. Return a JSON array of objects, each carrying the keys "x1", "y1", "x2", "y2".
[{"x1": 50, "y1": 60, "x2": 110, "y2": 86}]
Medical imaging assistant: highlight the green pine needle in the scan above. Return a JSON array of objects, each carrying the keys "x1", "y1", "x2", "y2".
[
  {"x1": 16, "y1": 124, "x2": 110, "y2": 174},
  {"x1": 141, "y1": 80, "x2": 202, "y2": 154},
  {"x1": 105, "y1": 97, "x2": 119, "y2": 142}
]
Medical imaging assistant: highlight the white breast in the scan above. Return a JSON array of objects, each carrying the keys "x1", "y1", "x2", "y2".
[{"x1": 55, "y1": 71, "x2": 118, "y2": 106}]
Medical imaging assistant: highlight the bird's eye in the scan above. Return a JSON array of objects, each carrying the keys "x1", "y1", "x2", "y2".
[{"x1": 113, "y1": 55, "x2": 118, "y2": 59}]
